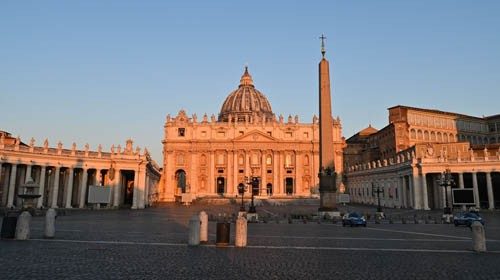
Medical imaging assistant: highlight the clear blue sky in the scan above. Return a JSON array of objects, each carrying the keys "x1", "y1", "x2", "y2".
[{"x1": 1, "y1": 0, "x2": 499, "y2": 163}]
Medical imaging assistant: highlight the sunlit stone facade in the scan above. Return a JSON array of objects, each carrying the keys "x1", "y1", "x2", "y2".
[
  {"x1": 345, "y1": 106, "x2": 500, "y2": 210},
  {"x1": 160, "y1": 68, "x2": 344, "y2": 202},
  {"x1": 0, "y1": 131, "x2": 161, "y2": 209}
]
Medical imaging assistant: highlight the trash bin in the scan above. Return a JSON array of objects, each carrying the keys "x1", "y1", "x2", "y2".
[
  {"x1": 1, "y1": 212, "x2": 18, "y2": 239},
  {"x1": 216, "y1": 222, "x2": 230, "y2": 247}
]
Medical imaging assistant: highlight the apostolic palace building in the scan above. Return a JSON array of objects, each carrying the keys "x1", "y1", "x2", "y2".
[
  {"x1": 344, "y1": 106, "x2": 500, "y2": 210},
  {"x1": 160, "y1": 67, "x2": 345, "y2": 202}
]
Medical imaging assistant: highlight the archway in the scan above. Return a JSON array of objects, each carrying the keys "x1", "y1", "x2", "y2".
[{"x1": 175, "y1": 169, "x2": 187, "y2": 193}]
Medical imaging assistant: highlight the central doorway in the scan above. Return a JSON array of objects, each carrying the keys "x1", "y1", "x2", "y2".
[
  {"x1": 216, "y1": 177, "x2": 225, "y2": 195},
  {"x1": 285, "y1": 178, "x2": 294, "y2": 195}
]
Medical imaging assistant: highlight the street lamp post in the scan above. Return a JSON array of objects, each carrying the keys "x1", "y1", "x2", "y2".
[
  {"x1": 438, "y1": 169, "x2": 455, "y2": 216},
  {"x1": 237, "y1": 183, "x2": 246, "y2": 212},
  {"x1": 372, "y1": 183, "x2": 384, "y2": 218},
  {"x1": 248, "y1": 177, "x2": 259, "y2": 214}
]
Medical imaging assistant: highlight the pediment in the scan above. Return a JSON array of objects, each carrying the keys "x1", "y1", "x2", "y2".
[{"x1": 234, "y1": 130, "x2": 277, "y2": 142}]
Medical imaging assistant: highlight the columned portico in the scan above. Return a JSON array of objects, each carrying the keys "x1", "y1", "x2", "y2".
[{"x1": 0, "y1": 133, "x2": 160, "y2": 209}]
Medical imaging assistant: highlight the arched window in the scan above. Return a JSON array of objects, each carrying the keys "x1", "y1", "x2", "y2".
[
  {"x1": 417, "y1": 130, "x2": 423, "y2": 140},
  {"x1": 424, "y1": 131, "x2": 429, "y2": 141},
  {"x1": 430, "y1": 131, "x2": 436, "y2": 141},
  {"x1": 410, "y1": 129, "x2": 416, "y2": 139}
]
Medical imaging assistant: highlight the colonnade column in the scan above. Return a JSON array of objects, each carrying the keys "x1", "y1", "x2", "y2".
[
  {"x1": 138, "y1": 169, "x2": 146, "y2": 208},
  {"x1": 132, "y1": 169, "x2": 139, "y2": 209},
  {"x1": 421, "y1": 173, "x2": 429, "y2": 210},
  {"x1": 37, "y1": 166, "x2": 46, "y2": 208},
  {"x1": 400, "y1": 176, "x2": 406, "y2": 208},
  {"x1": 458, "y1": 172, "x2": 466, "y2": 210},
  {"x1": 472, "y1": 172, "x2": 480, "y2": 208},
  {"x1": 65, "y1": 168, "x2": 74, "y2": 208},
  {"x1": 25, "y1": 164, "x2": 32, "y2": 182},
  {"x1": 406, "y1": 176, "x2": 413, "y2": 209},
  {"x1": 7, "y1": 164, "x2": 18, "y2": 208},
  {"x1": 486, "y1": 172, "x2": 495, "y2": 210},
  {"x1": 51, "y1": 166, "x2": 61, "y2": 208},
  {"x1": 411, "y1": 174, "x2": 420, "y2": 209},
  {"x1": 79, "y1": 169, "x2": 88, "y2": 208},
  {"x1": 113, "y1": 169, "x2": 121, "y2": 208}
]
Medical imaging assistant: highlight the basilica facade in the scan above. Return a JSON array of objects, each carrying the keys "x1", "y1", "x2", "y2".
[{"x1": 160, "y1": 67, "x2": 345, "y2": 202}]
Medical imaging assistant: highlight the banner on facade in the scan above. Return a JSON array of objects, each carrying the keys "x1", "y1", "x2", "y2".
[
  {"x1": 452, "y1": 189, "x2": 475, "y2": 205},
  {"x1": 88, "y1": 185, "x2": 112, "y2": 204}
]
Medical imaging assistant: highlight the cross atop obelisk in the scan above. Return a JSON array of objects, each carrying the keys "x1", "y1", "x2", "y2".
[
  {"x1": 319, "y1": 34, "x2": 326, "y2": 58},
  {"x1": 318, "y1": 34, "x2": 337, "y2": 213}
]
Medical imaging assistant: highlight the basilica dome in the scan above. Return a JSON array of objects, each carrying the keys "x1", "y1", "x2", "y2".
[{"x1": 218, "y1": 67, "x2": 274, "y2": 122}]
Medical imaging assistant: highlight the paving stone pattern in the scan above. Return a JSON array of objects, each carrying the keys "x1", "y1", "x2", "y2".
[{"x1": 1, "y1": 203, "x2": 500, "y2": 280}]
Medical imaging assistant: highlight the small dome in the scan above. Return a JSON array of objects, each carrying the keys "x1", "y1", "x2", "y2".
[{"x1": 218, "y1": 67, "x2": 274, "y2": 122}]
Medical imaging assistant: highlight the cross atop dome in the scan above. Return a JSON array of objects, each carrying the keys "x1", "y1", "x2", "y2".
[{"x1": 239, "y1": 66, "x2": 254, "y2": 87}]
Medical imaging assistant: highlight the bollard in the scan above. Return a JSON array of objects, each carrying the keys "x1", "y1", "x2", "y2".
[
  {"x1": 44, "y1": 208, "x2": 57, "y2": 239},
  {"x1": 188, "y1": 215, "x2": 201, "y2": 246},
  {"x1": 15, "y1": 211, "x2": 32, "y2": 240},
  {"x1": 471, "y1": 221, "x2": 487, "y2": 252},
  {"x1": 199, "y1": 211, "x2": 208, "y2": 244},
  {"x1": 235, "y1": 216, "x2": 247, "y2": 247}
]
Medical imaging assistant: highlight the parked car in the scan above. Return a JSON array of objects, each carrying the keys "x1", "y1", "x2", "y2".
[
  {"x1": 342, "y1": 212, "x2": 367, "y2": 227},
  {"x1": 453, "y1": 212, "x2": 485, "y2": 227}
]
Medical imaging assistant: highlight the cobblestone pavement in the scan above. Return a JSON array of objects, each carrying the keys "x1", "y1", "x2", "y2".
[{"x1": 1, "y1": 202, "x2": 500, "y2": 280}]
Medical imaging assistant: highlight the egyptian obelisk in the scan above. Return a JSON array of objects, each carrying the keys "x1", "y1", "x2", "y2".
[{"x1": 318, "y1": 34, "x2": 337, "y2": 212}]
